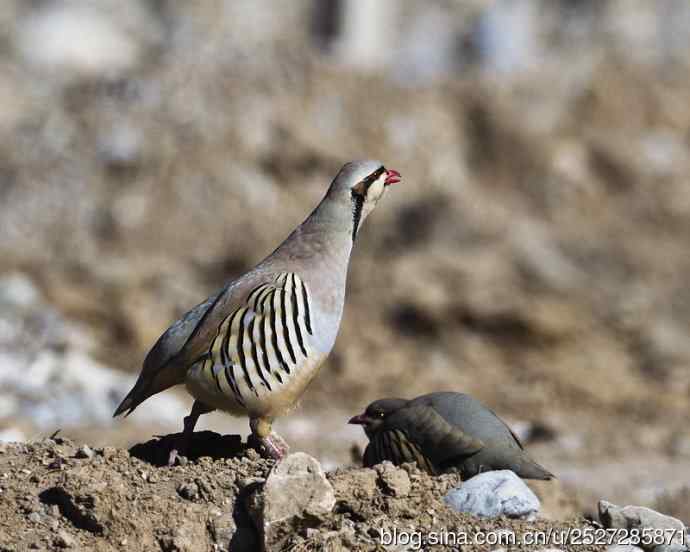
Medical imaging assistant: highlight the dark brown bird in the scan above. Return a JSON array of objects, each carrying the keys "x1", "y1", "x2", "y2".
[{"x1": 349, "y1": 392, "x2": 554, "y2": 480}]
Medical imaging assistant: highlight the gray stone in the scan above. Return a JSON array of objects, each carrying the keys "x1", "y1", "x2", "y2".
[
  {"x1": 75, "y1": 445, "x2": 94, "y2": 459},
  {"x1": 177, "y1": 482, "x2": 199, "y2": 501},
  {"x1": 605, "y1": 547, "x2": 644, "y2": 552},
  {"x1": 207, "y1": 507, "x2": 239, "y2": 550},
  {"x1": 0, "y1": 274, "x2": 40, "y2": 308},
  {"x1": 653, "y1": 545, "x2": 689, "y2": 552},
  {"x1": 248, "y1": 452, "x2": 335, "y2": 550},
  {"x1": 444, "y1": 470, "x2": 540, "y2": 519},
  {"x1": 599, "y1": 501, "x2": 686, "y2": 547},
  {"x1": 14, "y1": 2, "x2": 161, "y2": 80},
  {"x1": 375, "y1": 461, "x2": 411, "y2": 497},
  {"x1": 0, "y1": 271, "x2": 188, "y2": 432},
  {"x1": 54, "y1": 530, "x2": 76, "y2": 548},
  {"x1": 157, "y1": 516, "x2": 208, "y2": 552}
]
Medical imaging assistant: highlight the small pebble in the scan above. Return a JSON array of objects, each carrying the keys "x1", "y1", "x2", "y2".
[
  {"x1": 177, "y1": 482, "x2": 199, "y2": 500},
  {"x1": 55, "y1": 529, "x2": 75, "y2": 548},
  {"x1": 237, "y1": 477, "x2": 265, "y2": 490},
  {"x1": 75, "y1": 445, "x2": 94, "y2": 459},
  {"x1": 101, "y1": 446, "x2": 117, "y2": 460},
  {"x1": 245, "y1": 448, "x2": 260, "y2": 461},
  {"x1": 48, "y1": 459, "x2": 64, "y2": 471}
]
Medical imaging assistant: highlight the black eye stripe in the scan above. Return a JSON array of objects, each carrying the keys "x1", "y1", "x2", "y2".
[
  {"x1": 353, "y1": 166, "x2": 386, "y2": 196},
  {"x1": 361, "y1": 166, "x2": 386, "y2": 188},
  {"x1": 351, "y1": 192, "x2": 364, "y2": 242}
]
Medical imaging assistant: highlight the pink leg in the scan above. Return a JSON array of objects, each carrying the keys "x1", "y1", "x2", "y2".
[{"x1": 249, "y1": 418, "x2": 289, "y2": 460}]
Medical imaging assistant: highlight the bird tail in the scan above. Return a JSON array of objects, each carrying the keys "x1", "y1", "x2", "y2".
[
  {"x1": 113, "y1": 381, "x2": 144, "y2": 418},
  {"x1": 517, "y1": 455, "x2": 555, "y2": 480},
  {"x1": 113, "y1": 356, "x2": 187, "y2": 418}
]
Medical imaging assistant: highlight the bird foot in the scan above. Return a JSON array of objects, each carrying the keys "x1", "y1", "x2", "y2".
[
  {"x1": 167, "y1": 448, "x2": 189, "y2": 467},
  {"x1": 251, "y1": 433, "x2": 289, "y2": 460},
  {"x1": 167, "y1": 432, "x2": 193, "y2": 466}
]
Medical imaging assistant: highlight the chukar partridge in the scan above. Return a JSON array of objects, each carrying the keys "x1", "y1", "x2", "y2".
[
  {"x1": 114, "y1": 161, "x2": 401, "y2": 463},
  {"x1": 349, "y1": 391, "x2": 553, "y2": 480}
]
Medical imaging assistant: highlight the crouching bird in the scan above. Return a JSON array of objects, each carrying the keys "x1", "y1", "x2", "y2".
[
  {"x1": 114, "y1": 161, "x2": 401, "y2": 464},
  {"x1": 349, "y1": 391, "x2": 553, "y2": 480}
]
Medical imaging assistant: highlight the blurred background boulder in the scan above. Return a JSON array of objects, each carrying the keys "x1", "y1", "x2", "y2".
[{"x1": 0, "y1": 0, "x2": 689, "y2": 521}]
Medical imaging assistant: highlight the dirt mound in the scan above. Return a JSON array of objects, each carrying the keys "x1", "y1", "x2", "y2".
[{"x1": 0, "y1": 435, "x2": 606, "y2": 552}]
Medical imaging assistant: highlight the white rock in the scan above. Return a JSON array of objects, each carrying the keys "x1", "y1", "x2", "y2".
[
  {"x1": 445, "y1": 470, "x2": 541, "y2": 519},
  {"x1": 0, "y1": 273, "x2": 187, "y2": 430},
  {"x1": 375, "y1": 461, "x2": 411, "y2": 497},
  {"x1": 473, "y1": 0, "x2": 540, "y2": 74},
  {"x1": 0, "y1": 273, "x2": 41, "y2": 308},
  {"x1": 334, "y1": 0, "x2": 398, "y2": 69},
  {"x1": 249, "y1": 453, "x2": 336, "y2": 548},
  {"x1": 0, "y1": 428, "x2": 26, "y2": 443},
  {"x1": 98, "y1": 122, "x2": 144, "y2": 168},
  {"x1": 653, "y1": 545, "x2": 689, "y2": 552},
  {"x1": 15, "y1": 3, "x2": 145, "y2": 78},
  {"x1": 605, "y1": 546, "x2": 644, "y2": 552}
]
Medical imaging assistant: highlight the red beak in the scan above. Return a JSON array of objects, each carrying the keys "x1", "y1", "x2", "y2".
[
  {"x1": 348, "y1": 414, "x2": 368, "y2": 425},
  {"x1": 384, "y1": 169, "x2": 401, "y2": 186}
]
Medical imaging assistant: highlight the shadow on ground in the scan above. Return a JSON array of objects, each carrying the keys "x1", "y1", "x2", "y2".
[{"x1": 129, "y1": 430, "x2": 248, "y2": 466}]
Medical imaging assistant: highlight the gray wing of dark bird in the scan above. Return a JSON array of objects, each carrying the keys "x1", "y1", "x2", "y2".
[
  {"x1": 411, "y1": 392, "x2": 553, "y2": 480},
  {"x1": 382, "y1": 404, "x2": 485, "y2": 468},
  {"x1": 411, "y1": 392, "x2": 523, "y2": 450}
]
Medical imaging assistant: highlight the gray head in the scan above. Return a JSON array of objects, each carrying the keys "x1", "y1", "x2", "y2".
[
  {"x1": 348, "y1": 397, "x2": 408, "y2": 438},
  {"x1": 318, "y1": 160, "x2": 401, "y2": 241}
]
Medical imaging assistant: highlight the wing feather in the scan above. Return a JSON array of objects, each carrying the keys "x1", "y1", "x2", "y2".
[
  {"x1": 114, "y1": 271, "x2": 313, "y2": 416},
  {"x1": 384, "y1": 405, "x2": 485, "y2": 467}
]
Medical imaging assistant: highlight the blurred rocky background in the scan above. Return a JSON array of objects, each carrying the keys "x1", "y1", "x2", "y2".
[{"x1": 0, "y1": 0, "x2": 689, "y2": 521}]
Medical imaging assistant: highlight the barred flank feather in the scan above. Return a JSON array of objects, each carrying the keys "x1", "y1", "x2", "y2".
[
  {"x1": 364, "y1": 429, "x2": 438, "y2": 475},
  {"x1": 199, "y1": 272, "x2": 314, "y2": 408}
]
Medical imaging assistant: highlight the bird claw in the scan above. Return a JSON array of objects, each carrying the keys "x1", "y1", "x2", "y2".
[
  {"x1": 167, "y1": 445, "x2": 190, "y2": 466},
  {"x1": 167, "y1": 448, "x2": 187, "y2": 466},
  {"x1": 251, "y1": 433, "x2": 289, "y2": 460}
]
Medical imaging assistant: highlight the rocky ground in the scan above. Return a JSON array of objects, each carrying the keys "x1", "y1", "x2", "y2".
[{"x1": 0, "y1": 436, "x2": 630, "y2": 552}]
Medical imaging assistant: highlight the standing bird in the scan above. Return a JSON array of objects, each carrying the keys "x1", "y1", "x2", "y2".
[
  {"x1": 349, "y1": 391, "x2": 553, "y2": 480},
  {"x1": 114, "y1": 161, "x2": 401, "y2": 463}
]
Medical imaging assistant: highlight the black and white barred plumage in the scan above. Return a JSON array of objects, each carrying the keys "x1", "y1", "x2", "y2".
[{"x1": 197, "y1": 272, "x2": 314, "y2": 408}]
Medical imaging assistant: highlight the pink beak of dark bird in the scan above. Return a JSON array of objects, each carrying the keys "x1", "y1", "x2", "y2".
[{"x1": 384, "y1": 169, "x2": 401, "y2": 186}]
